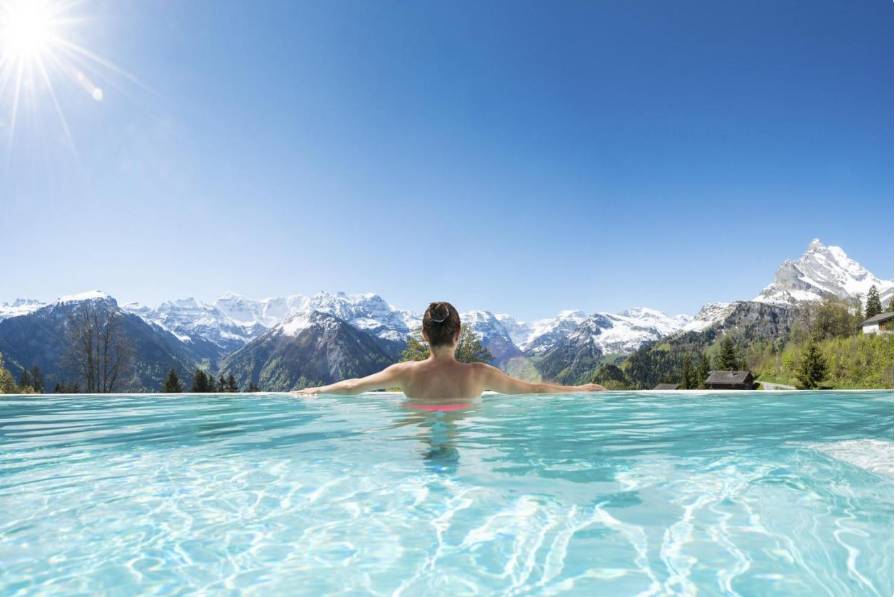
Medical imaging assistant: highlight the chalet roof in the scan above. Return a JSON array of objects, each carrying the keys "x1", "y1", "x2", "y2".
[
  {"x1": 653, "y1": 383, "x2": 680, "y2": 390},
  {"x1": 862, "y1": 312, "x2": 894, "y2": 326},
  {"x1": 705, "y1": 370, "x2": 753, "y2": 385}
]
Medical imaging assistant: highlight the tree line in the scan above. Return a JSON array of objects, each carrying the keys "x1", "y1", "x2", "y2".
[{"x1": 161, "y1": 368, "x2": 260, "y2": 393}]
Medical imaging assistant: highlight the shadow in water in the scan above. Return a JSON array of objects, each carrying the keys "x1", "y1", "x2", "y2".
[{"x1": 391, "y1": 399, "x2": 479, "y2": 475}]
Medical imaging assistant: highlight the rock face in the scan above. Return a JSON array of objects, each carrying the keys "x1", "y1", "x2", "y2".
[
  {"x1": 755, "y1": 239, "x2": 893, "y2": 306},
  {"x1": 685, "y1": 301, "x2": 799, "y2": 344},
  {"x1": 220, "y1": 311, "x2": 393, "y2": 390},
  {"x1": 0, "y1": 292, "x2": 196, "y2": 391}
]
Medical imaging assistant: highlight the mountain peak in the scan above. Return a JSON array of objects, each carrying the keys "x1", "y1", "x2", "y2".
[
  {"x1": 56, "y1": 290, "x2": 113, "y2": 304},
  {"x1": 754, "y1": 241, "x2": 892, "y2": 305},
  {"x1": 807, "y1": 238, "x2": 825, "y2": 251}
]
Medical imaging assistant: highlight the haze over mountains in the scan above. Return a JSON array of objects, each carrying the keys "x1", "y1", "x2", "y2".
[{"x1": 0, "y1": 240, "x2": 890, "y2": 391}]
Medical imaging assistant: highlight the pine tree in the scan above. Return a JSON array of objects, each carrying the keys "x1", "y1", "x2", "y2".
[
  {"x1": 680, "y1": 355, "x2": 693, "y2": 389},
  {"x1": 865, "y1": 286, "x2": 883, "y2": 319},
  {"x1": 18, "y1": 367, "x2": 32, "y2": 390},
  {"x1": 797, "y1": 342, "x2": 828, "y2": 389},
  {"x1": 400, "y1": 336, "x2": 429, "y2": 362},
  {"x1": 163, "y1": 369, "x2": 183, "y2": 393},
  {"x1": 887, "y1": 297, "x2": 894, "y2": 313},
  {"x1": 191, "y1": 369, "x2": 212, "y2": 392},
  {"x1": 717, "y1": 336, "x2": 740, "y2": 370},
  {"x1": 247, "y1": 381, "x2": 260, "y2": 392},
  {"x1": 0, "y1": 354, "x2": 17, "y2": 394},
  {"x1": 696, "y1": 353, "x2": 711, "y2": 388},
  {"x1": 217, "y1": 375, "x2": 227, "y2": 393},
  {"x1": 30, "y1": 367, "x2": 44, "y2": 393},
  {"x1": 455, "y1": 328, "x2": 494, "y2": 364},
  {"x1": 226, "y1": 374, "x2": 238, "y2": 392}
]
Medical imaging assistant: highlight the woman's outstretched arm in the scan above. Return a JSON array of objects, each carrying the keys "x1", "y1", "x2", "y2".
[
  {"x1": 479, "y1": 364, "x2": 604, "y2": 394},
  {"x1": 292, "y1": 363, "x2": 408, "y2": 396}
]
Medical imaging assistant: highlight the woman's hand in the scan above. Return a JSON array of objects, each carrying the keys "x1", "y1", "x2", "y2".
[
  {"x1": 291, "y1": 387, "x2": 322, "y2": 397},
  {"x1": 579, "y1": 383, "x2": 606, "y2": 392}
]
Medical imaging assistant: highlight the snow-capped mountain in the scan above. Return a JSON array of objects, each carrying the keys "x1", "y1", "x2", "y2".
[
  {"x1": 213, "y1": 293, "x2": 297, "y2": 328},
  {"x1": 0, "y1": 291, "x2": 123, "y2": 321},
  {"x1": 123, "y1": 298, "x2": 266, "y2": 354},
  {"x1": 461, "y1": 310, "x2": 525, "y2": 365},
  {"x1": 221, "y1": 310, "x2": 393, "y2": 389},
  {"x1": 755, "y1": 239, "x2": 893, "y2": 306},
  {"x1": 212, "y1": 291, "x2": 415, "y2": 344},
  {"x1": 4, "y1": 238, "x2": 888, "y2": 390},
  {"x1": 0, "y1": 291, "x2": 198, "y2": 392},
  {"x1": 516, "y1": 310, "x2": 590, "y2": 354},
  {"x1": 681, "y1": 302, "x2": 738, "y2": 333},
  {"x1": 0, "y1": 299, "x2": 45, "y2": 322},
  {"x1": 528, "y1": 308, "x2": 694, "y2": 379},
  {"x1": 483, "y1": 308, "x2": 692, "y2": 358}
]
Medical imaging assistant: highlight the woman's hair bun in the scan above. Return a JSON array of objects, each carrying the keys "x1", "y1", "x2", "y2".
[{"x1": 428, "y1": 302, "x2": 450, "y2": 324}]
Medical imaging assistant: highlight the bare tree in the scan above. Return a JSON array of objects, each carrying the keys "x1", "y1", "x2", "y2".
[{"x1": 64, "y1": 302, "x2": 134, "y2": 393}]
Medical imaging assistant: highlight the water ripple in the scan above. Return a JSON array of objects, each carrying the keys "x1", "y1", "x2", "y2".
[{"x1": 0, "y1": 391, "x2": 891, "y2": 595}]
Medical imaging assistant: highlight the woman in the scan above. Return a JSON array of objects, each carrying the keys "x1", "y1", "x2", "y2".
[{"x1": 293, "y1": 301, "x2": 605, "y2": 400}]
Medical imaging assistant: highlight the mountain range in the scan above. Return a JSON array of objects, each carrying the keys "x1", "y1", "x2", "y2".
[{"x1": 0, "y1": 240, "x2": 890, "y2": 391}]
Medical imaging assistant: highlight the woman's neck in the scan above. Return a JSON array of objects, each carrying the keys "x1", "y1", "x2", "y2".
[{"x1": 429, "y1": 347, "x2": 457, "y2": 362}]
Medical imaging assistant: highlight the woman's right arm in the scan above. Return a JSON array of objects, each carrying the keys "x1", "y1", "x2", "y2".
[
  {"x1": 292, "y1": 363, "x2": 408, "y2": 396},
  {"x1": 479, "y1": 364, "x2": 604, "y2": 394}
]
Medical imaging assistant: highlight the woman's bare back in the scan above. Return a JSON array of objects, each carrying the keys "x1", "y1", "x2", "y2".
[{"x1": 398, "y1": 359, "x2": 486, "y2": 400}]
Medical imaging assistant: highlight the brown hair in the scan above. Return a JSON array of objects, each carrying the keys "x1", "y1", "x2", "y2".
[{"x1": 422, "y1": 301, "x2": 461, "y2": 347}]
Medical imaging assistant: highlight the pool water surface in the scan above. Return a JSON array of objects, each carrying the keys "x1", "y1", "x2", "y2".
[{"x1": 0, "y1": 391, "x2": 891, "y2": 595}]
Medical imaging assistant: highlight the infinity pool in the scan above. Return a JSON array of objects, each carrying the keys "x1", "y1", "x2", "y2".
[{"x1": 0, "y1": 391, "x2": 891, "y2": 595}]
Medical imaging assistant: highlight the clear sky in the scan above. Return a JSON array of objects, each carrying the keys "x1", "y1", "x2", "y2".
[{"x1": 2, "y1": 0, "x2": 892, "y2": 320}]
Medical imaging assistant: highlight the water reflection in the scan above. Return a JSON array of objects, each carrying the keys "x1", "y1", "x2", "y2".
[{"x1": 392, "y1": 398, "x2": 479, "y2": 474}]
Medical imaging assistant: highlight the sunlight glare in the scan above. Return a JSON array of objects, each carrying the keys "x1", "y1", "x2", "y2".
[{"x1": 1, "y1": 0, "x2": 56, "y2": 60}]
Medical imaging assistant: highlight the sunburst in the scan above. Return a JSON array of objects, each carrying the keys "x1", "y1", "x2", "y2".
[{"x1": 0, "y1": 0, "x2": 138, "y2": 156}]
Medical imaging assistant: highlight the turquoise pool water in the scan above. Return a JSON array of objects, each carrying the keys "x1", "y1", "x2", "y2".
[{"x1": 0, "y1": 391, "x2": 891, "y2": 595}]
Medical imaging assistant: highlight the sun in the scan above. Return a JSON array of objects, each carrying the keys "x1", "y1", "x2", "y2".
[
  {"x1": 1, "y1": 0, "x2": 58, "y2": 61},
  {"x1": 0, "y1": 0, "x2": 143, "y2": 157}
]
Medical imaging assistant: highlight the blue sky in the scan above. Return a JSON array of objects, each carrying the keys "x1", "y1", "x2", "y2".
[{"x1": 2, "y1": 0, "x2": 891, "y2": 320}]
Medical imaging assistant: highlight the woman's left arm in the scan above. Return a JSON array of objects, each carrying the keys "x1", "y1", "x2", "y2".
[{"x1": 291, "y1": 363, "x2": 407, "y2": 396}]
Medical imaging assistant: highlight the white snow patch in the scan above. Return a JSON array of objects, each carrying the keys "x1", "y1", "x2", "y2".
[
  {"x1": 56, "y1": 290, "x2": 111, "y2": 304},
  {"x1": 280, "y1": 313, "x2": 312, "y2": 336}
]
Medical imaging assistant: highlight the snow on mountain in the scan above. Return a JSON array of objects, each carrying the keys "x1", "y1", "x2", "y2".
[
  {"x1": 516, "y1": 310, "x2": 589, "y2": 354},
  {"x1": 56, "y1": 290, "x2": 113, "y2": 304},
  {"x1": 1, "y1": 291, "x2": 124, "y2": 322},
  {"x1": 755, "y1": 239, "x2": 893, "y2": 306},
  {"x1": 0, "y1": 299, "x2": 45, "y2": 321},
  {"x1": 461, "y1": 307, "x2": 692, "y2": 358},
  {"x1": 123, "y1": 297, "x2": 265, "y2": 349},
  {"x1": 213, "y1": 292, "x2": 297, "y2": 328},
  {"x1": 297, "y1": 292, "x2": 415, "y2": 344},
  {"x1": 461, "y1": 310, "x2": 524, "y2": 364},
  {"x1": 552, "y1": 309, "x2": 692, "y2": 356},
  {"x1": 682, "y1": 302, "x2": 737, "y2": 332},
  {"x1": 124, "y1": 291, "x2": 415, "y2": 360},
  {"x1": 596, "y1": 308, "x2": 693, "y2": 354}
]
